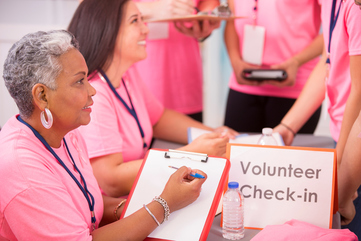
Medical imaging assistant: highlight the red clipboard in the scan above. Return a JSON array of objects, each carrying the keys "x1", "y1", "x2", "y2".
[{"x1": 121, "y1": 149, "x2": 230, "y2": 241}]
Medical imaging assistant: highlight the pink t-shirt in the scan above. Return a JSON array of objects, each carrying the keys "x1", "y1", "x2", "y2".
[
  {"x1": 320, "y1": 0, "x2": 361, "y2": 141},
  {"x1": 229, "y1": 0, "x2": 321, "y2": 99},
  {"x1": 79, "y1": 66, "x2": 164, "y2": 162},
  {"x1": 0, "y1": 116, "x2": 103, "y2": 240},
  {"x1": 134, "y1": 0, "x2": 203, "y2": 114}
]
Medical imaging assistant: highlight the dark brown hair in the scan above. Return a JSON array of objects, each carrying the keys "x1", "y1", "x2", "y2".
[{"x1": 68, "y1": 0, "x2": 129, "y2": 74}]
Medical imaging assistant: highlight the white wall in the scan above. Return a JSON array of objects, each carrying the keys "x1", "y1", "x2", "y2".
[{"x1": 0, "y1": 0, "x2": 331, "y2": 137}]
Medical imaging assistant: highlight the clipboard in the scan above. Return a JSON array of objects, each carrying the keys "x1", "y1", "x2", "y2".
[
  {"x1": 121, "y1": 149, "x2": 230, "y2": 241},
  {"x1": 146, "y1": 15, "x2": 245, "y2": 23},
  {"x1": 226, "y1": 143, "x2": 337, "y2": 229}
]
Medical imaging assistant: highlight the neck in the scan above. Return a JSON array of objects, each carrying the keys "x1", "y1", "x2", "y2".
[
  {"x1": 103, "y1": 57, "x2": 132, "y2": 88},
  {"x1": 21, "y1": 114, "x2": 66, "y2": 148}
]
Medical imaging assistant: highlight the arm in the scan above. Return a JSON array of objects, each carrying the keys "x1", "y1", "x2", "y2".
[
  {"x1": 267, "y1": 34, "x2": 324, "y2": 87},
  {"x1": 92, "y1": 167, "x2": 207, "y2": 240},
  {"x1": 273, "y1": 45, "x2": 327, "y2": 145},
  {"x1": 224, "y1": 0, "x2": 261, "y2": 86},
  {"x1": 338, "y1": 110, "x2": 361, "y2": 225},
  {"x1": 90, "y1": 154, "x2": 143, "y2": 197},
  {"x1": 336, "y1": 55, "x2": 361, "y2": 165},
  {"x1": 152, "y1": 108, "x2": 213, "y2": 144}
]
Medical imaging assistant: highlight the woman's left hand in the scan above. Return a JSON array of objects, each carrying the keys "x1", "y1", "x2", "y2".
[
  {"x1": 174, "y1": 19, "x2": 220, "y2": 39},
  {"x1": 263, "y1": 57, "x2": 300, "y2": 87},
  {"x1": 213, "y1": 126, "x2": 239, "y2": 140}
]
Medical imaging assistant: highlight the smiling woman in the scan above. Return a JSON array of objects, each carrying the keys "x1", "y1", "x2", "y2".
[{"x1": 0, "y1": 29, "x2": 207, "y2": 240}]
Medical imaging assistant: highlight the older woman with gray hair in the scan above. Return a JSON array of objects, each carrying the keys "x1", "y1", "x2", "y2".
[{"x1": 0, "y1": 29, "x2": 206, "y2": 240}]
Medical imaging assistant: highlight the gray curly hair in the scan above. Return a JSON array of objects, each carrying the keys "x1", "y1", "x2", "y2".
[{"x1": 3, "y1": 30, "x2": 79, "y2": 118}]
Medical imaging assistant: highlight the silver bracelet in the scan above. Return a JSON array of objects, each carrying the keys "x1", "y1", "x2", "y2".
[
  {"x1": 143, "y1": 204, "x2": 160, "y2": 226},
  {"x1": 153, "y1": 196, "x2": 170, "y2": 223}
]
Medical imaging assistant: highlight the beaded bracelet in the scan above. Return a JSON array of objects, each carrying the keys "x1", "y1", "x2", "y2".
[
  {"x1": 114, "y1": 199, "x2": 127, "y2": 221},
  {"x1": 144, "y1": 204, "x2": 161, "y2": 226},
  {"x1": 153, "y1": 196, "x2": 170, "y2": 223},
  {"x1": 280, "y1": 123, "x2": 296, "y2": 137}
]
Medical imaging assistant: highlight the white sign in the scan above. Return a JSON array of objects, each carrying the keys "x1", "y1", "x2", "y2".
[{"x1": 227, "y1": 144, "x2": 337, "y2": 229}]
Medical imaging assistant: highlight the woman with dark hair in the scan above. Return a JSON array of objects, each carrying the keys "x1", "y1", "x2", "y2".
[
  {"x1": 68, "y1": 0, "x2": 236, "y2": 197},
  {"x1": 0, "y1": 29, "x2": 206, "y2": 240}
]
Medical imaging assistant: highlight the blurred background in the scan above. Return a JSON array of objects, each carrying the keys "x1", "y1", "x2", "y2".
[{"x1": 0, "y1": 0, "x2": 330, "y2": 137}]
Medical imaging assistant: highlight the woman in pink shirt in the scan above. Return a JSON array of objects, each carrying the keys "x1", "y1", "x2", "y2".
[
  {"x1": 224, "y1": 0, "x2": 323, "y2": 133},
  {"x1": 273, "y1": 0, "x2": 361, "y2": 238},
  {"x1": 0, "y1": 29, "x2": 206, "y2": 240},
  {"x1": 68, "y1": 0, "x2": 235, "y2": 198}
]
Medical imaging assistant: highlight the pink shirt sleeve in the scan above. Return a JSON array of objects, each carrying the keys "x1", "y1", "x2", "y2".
[{"x1": 345, "y1": 3, "x2": 361, "y2": 56}]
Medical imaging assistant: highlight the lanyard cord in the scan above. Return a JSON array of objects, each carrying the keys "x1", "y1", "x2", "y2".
[
  {"x1": 99, "y1": 69, "x2": 147, "y2": 149},
  {"x1": 252, "y1": 0, "x2": 258, "y2": 26},
  {"x1": 327, "y1": 0, "x2": 343, "y2": 64},
  {"x1": 17, "y1": 116, "x2": 96, "y2": 230}
]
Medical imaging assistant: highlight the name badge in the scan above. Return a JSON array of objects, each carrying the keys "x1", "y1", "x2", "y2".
[
  {"x1": 242, "y1": 24, "x2": 266, "y2": 66},
  {"x1": 147, "y1": 22, "x2": 169, "y2": 40}
]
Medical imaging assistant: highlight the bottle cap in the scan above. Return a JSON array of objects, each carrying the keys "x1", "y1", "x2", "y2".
[
  {"x1": 228, "y1": 182, "x2": 239, "y2": 189},
  {"x1": 262, "y1": 127, "x2": 273, "y2": 135}
]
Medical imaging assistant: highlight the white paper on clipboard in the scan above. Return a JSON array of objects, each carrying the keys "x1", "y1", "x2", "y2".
[{"x1": 121, "y1": 149, "x2": 230, "y2": 241}]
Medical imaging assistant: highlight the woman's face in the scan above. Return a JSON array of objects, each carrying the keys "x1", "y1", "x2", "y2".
[
  {"x1": 114, "y1": 1, "x2": 149, "y2": 65},
  {"x1": 47, "y1": 48, "x2": 96, "y2": 131}
]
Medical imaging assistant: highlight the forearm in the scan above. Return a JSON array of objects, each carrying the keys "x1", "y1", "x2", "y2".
[
  {"x1": 100, "y1": 195, "x2": 125, "y2": 226},
  {"x1": 197, "y1": 0, "x2": 219, "y2": 11},
  {"x1": 292, "y1": 34, "x2": 323, "y2": 67},
  {"x1": 224, "y1": 0, "x2": 241, "y2": 66},
  {"x1": 338, "y1": 113, "x2": 361, "y2": 209},
  {"x1": 336, "y1": 55, "x2": 361, "y2": 164},
  {"x1": 153, "y1": 109, "x2": 213, "y2": 144},
  {"x1": 92, "y1": 201, "x2": 164, "y2": 240},
  {"x1": 280, "y1": 52, "x2": 327, "y2": 132},
  {"x1": 91, "y1": 154, "x2": 143, "y2": 197}
]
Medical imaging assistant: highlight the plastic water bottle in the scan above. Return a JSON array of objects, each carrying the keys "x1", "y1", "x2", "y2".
[
  {"x1": 257, "y1": 127, "x2": 278, "y2": 146},
  {"x1": 222, "y1": 182, "x2": 244, "y2": 240}
]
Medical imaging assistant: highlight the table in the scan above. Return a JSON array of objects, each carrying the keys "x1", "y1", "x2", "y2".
[{"x1": 152, "y1": 134, "x2": 337, "y2": 241}]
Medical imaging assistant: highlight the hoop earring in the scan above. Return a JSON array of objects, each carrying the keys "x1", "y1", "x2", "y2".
[{"x1": 40, "y1": 107, "x2": 53, "y2": 129}]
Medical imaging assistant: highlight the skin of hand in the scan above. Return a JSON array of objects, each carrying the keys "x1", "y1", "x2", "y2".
[
  {"x1": 264, "y1": 57, "x2": 300, "y2": 87},
  {"x1": 273, "y1": 124, "x2": 295, "y2": 146},
  {"x1": 213, "y1": 126, "x2": 239, "y2": 139},
  {"x1": 158, "y1": 0, "x2": 194, "y2": 18},
  {"x1": 160, "y1": 166, "x2": 207, "y2": 212},
  {"x1": 339, "y1": 198, "x2": 356, "y2": 226},
  {"x1": 181, "y1": 132, "x2": 229, "y2": 157},
  {"x1": 232, "y1": 58, "x2": 263, "y2": 86},
  {"x1": 174, "y1": 19, "x2": 221, "y2": 39}
]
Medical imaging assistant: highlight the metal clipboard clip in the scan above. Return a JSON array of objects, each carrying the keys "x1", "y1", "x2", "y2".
[
  {"x1": 164, "y1": 149, "x2": 208, "y2": 163},
  {"x1": 196, "y1": 2, "x2": 232, "y2": 18}
]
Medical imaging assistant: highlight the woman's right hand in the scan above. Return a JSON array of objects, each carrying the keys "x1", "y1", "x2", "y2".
[
  {"x1": 156, "y1": 0, "x2": 194, "y2": 19},
  {"x1": 232, "y1": 58, "x2": 262, "y2": 86},
  {"x1": 184, "y1": 132, "x2": 229, "y2": 157},
  {"x1": 160, "y1": 166, "x2": 207, "y2": 213}
]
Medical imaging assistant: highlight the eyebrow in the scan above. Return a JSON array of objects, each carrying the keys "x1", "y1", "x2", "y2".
[
  {"x1": 73, "y1": 71, "x2": 87, "y2": 76},
  {"x1": 128, "y1": 14, "x2": 138, "y2": 21}
]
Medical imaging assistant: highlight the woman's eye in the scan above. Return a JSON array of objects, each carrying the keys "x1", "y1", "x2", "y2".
[
  {"x1": 77, "y1": 78, "x2": 84, "y2": 84},
  {"x1": 131, "y1": 18, "x2": 138, "y2": 24}
]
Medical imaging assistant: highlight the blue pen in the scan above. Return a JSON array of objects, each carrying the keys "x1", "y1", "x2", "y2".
[{"x1": 168, "y1": 166, "x2": 205, "y2": 179}]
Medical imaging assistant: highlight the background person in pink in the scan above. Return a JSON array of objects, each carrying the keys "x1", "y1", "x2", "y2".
[
  {"x1": 134, "y1": 0, "x2": 221, "y2": 122},
  {"x1": 69, "y1": 0, "x2": 236, "y2": 198},
  {"x1": 0, "y1": 29, "x2": 206, "y2": 240},
  {"x1": 224, "y1": 0, "x2": 323, "y2": 133},
  {"x1": 274, "y1": 0, "x2": 361, "y2": 238}
]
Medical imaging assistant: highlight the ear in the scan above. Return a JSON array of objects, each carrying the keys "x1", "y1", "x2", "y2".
[{"x1": 32, "y1": 83, "x2": 50, "y2": 111}]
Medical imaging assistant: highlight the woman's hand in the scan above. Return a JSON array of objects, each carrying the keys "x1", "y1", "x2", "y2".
[
  {"x1": 232, "y1": 59, "x2": 262, "y2": 86},
  {"x1": 339, "y1": 198, "x2": 356, "y2": 226},
  {"x1": 157, "y1": 0, "x2": 194, "y2": 19},
  {"x1": 213, "y1": 126, "x2": 239, "y2": 140},
  {"x1": 182, "y1": 132, "x2": 229, "y2": 157},
  {"x1": 160, "y1": 166, "x2": 207, "y2": 212},
  {"x1": 264, "y1": 57, "x2": 300, "y2": 87},
  {"x1": 273, "y1": 124, "x2": 295, "y2": 146},
  {"x1": 174, "y1": 19, "x2": 220, "y2": 39}
]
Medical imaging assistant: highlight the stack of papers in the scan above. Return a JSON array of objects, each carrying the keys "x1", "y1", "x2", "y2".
[{"x1": 187, "y1": 127, "x2": 285, "y2": 146}]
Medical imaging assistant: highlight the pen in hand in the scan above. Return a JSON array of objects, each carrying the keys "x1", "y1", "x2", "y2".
[{"x1": 168, "y1": 166, "x2": 205, "y2": 179}]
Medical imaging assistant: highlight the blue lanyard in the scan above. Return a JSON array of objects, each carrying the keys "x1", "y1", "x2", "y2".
[
  {"x1": 17, "y1": 116, "x2": 96, "y2": 231},
  {"x1": 327, "y1": 0, "x2": 343, "y2": 64},
  {"x1": 99, "y1": 69, "x2": 147, "y2": 149}
]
